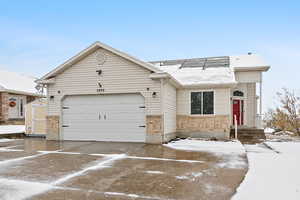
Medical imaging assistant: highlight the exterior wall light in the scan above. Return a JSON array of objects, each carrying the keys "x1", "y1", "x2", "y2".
[{"x1": 152, "y1": 92, "x2": 157, "y2": 98}]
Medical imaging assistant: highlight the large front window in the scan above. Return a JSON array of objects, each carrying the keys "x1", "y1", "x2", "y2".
[{"x1": 191, "y1": 91, "x2": 214, "y2": 115}]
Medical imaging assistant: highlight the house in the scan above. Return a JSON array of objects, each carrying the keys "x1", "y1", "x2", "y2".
[
  {"x1": 0, "y1": 69, "x2": 41, "y2": 125},
  {"x1": 37, "y1": 41, "x2": 270, "y2": 143}
]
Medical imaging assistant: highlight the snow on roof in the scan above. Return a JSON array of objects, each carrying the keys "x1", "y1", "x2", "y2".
[
  {"x1": 0, "y1": 69, "x2": 39, "y2": 96},
  {"x1": 150, "y1": 54, "x2": 269, "y2": 86},
  {"x1": 230, "y1": 54, "x2": 269, "y2": 68},
  {"x1": 153, "y1": 63, "x2": 236, "y2": 86}
]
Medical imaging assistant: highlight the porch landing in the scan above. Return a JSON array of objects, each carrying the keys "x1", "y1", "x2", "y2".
[{"x1": 230, "y1": 127, "x2": 266, "y2": 143}]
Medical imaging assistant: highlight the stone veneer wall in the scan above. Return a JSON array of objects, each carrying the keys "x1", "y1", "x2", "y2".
[
  {"x1": 45, "y1": 114, "x2": 164, "y2": 143},
  {"x1": 176, "y1": 115, "x2": 231, "y2": 139},
  {"x1": 46, "y1": 115, "x2": 60, "y2": 140},
  {"x1": 45, "y1": 114, "x2": 230, "y2": 142},
  {"x1": 146, "y1": 115, "x2": 164, "y2": 144},
  {"x1": 0, "y1": 92, "x2": 9, "y2": 123}
]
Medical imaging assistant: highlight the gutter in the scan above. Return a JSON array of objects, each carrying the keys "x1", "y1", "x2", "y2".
[
  {"x1": 36, "y1": 78, "x2": 56, "y2": 84},
  {"x1": 150, "y1": 72, "x2": 237, "y2": 89},
  {"x1": 182, "y1": 82, "x2": 238, "y2": 89},
  {"x1": 1, "y1": 89, "x2": 44, "y2": 97},
  {"x1": 234, "y1": 65, "x2": 270, "y2": 72}
]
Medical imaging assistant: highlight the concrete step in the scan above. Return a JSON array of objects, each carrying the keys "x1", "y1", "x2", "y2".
[{"x1": 230, "y1": 128, "x2": 266, "y2": 140}]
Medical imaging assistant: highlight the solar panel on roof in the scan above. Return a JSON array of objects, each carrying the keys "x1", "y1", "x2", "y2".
[{"x1": 150, "y1": 56, "x2": 230, "y2": 69}]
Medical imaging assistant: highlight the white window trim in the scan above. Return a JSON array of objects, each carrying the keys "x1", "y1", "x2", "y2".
[{"x1": 190, "y1": 90, "x2": 215, "y2": 116}]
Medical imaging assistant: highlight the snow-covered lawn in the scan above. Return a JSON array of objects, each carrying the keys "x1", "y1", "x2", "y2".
[
  {"x1": 0, "y1": 125, "x2": 25, "y2": 135},
  {"x1": 165, "y1": 139, "x2": 247, "y2": 169},
  {"x1": 232, "y1": 141, "x2": 300, "y2": 200}
]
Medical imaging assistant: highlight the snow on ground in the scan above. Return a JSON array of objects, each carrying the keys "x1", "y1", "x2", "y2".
[
  {"x1": 265, "y1": 141, "x2": 300, "y2": 155},
  {"x1": 165, "y1": 139, "x2": 247, "y2": 169},
  {"x1": 0, "y1": 178, "x2": 52, "y2": 200},
  {"x1": 0, "y1": 152, "x2": 127, "y2": 200},
  {"x1": 52, "y1": 154, "x2": 126, "y2": 185},
  {"x1": 264, "y1": 127, "x2": 275, "y2": 134},
  {"x1": 0, "y1": 139, "x2": 17, "y2": 142},
  {"x1": 232, "y1": 141, "x2": 300, "y2": 200},
  {"x1": 0, "y1": 125, "x2": 25, "y2": 135}
]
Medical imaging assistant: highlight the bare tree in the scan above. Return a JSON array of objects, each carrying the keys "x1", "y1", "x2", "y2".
[{"x1": 275, "y1": 88, "x2": 300, "y2": 135}]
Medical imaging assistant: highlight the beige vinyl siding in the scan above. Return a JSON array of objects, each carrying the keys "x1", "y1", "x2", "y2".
[
  {"x1": 47, "y1": 48, "x2": 161, "y2": 116},
  {"x1": 163, "y1": 81, "x2": 177, "y2": 134},
  {"x1": 235, "y1": 71, "x2": 261, "y2": 83},
  {"x1": 232, "y1": 83, "x2": 257, "y2": 127},
  {"x1": 246, "y1": 83, "x2": 257, "y2": 127},
  {"x1": 177, "y1": 88, "x2": 231, "y2": 116}
]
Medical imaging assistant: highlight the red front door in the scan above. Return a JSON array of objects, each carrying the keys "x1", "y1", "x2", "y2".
[{"x1": 233, "y1": 99, "x2": 244, "y2": 125}]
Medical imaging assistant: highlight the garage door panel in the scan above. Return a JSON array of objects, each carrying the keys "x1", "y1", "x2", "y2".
[{"x1": 62, "y1": 94, "x2": 146, "y2": 142}]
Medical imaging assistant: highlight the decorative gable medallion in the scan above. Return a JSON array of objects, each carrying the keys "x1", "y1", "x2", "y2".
[{"x1": 95, "y1": 50, "x2": 107, "y2": 65}]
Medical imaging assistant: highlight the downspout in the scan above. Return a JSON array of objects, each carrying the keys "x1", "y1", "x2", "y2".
[
  {"x1": 259, "y1": 73, "x2": 263, "y2": 129},
  {"x1": 260, "y1": 74, "x2": 263, "y2": 116}
]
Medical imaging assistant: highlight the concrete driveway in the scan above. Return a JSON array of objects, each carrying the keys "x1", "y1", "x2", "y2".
[{"x1": 0, "y1": 138, "x2": 247, "y2": 200}]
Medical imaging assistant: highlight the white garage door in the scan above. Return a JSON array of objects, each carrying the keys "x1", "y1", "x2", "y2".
[{"x1": 62, "y1": 94, "x2": 146, "y2": 142}]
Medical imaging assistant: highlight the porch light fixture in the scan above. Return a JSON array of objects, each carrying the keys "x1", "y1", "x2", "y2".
[{"x1": 96, "y1": 69, "x2": 102, "y2": 75}]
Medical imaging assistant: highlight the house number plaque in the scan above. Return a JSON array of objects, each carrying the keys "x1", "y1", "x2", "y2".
[{"x1": 97, "y1": 81, "x2": 105, "y2": 92}]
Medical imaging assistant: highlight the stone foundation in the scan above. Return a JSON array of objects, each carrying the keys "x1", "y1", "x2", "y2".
[
  {"x1": 44, "y1": 114, "x2": 230, "y2": 143},
  {"x1": 176, "y1": 115, "x2": 230, "y2": 139},
  {"x1": 146, "y1": 115, "x2": 163, "y2": 144},
  {"x1": 163, "y1": 132, "x2": 177, "y2": 143},
  {"x1": 46, "y1": 115, "x2": 60, "y2": 140},
  {"x1": 0, "y1": 92, "x2": 9, "y2": 122},
  {"x1": 0, "y1": 119, "x2": 25, "y2": 125}
]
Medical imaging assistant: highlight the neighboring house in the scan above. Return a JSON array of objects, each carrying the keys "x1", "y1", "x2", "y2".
[
  {"x1": 38, "y1": 41, "x2": 270, "y2": 143},
  {"x1": 0, "y1": 69, "x2": 41, "y2": 125}
]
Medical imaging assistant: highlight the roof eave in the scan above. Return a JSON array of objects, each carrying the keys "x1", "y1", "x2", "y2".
[
  {"x1": 182, "y1": 82, "x2": 237, "y2": 89},
  {"x1": 36, "y1": 78, "x2": 56, "y2": 85},
  {"x1": 149, "y1": 73, "x2": 182, "y2": 88},
  {"x1": 2, "y1": 89, "x2": 44, "y2": 97},
  {"x1": 234, "y1": 65, "x2": 270, "y2": 72},
  {"x1": 39, "y1": 41, "x2": 162, "y2": 81}
]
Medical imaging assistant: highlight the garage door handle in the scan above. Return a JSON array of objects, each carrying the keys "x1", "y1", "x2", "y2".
[
  {"x1": 139, "y1": 125, "x2": 146, "y2": 128},
  {"x1": 62, "y1": 125, "x2": 69, "y2": 127},
  {"x1": 104, "y1": 114, "x2": 106, "y2": 120},
  {"x1": 99, "y1": 114, "x2": 101, "y2": 120}
]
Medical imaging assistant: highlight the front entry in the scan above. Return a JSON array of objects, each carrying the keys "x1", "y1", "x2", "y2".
[{"x1": 232, "y1": 99, "x2": 244, "y2": 126}]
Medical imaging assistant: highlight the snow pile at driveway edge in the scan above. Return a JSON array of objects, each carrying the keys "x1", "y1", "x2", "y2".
[
  {"x1": 0, "y1": 125, "x2": 25, "y2": 134},
  {"x1": 232, "y1": 142, "x2": 300, "y2": 200},
  {"x1": 164, "y1": 139, "x2": 247, "y2": 169},
  {"x1": 0, "y1": 178, "x2": 52, "y2": 200}
]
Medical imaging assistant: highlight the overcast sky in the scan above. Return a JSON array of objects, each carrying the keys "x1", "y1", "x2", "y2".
[{"x1": 0, "y1": 0, "x2": 299, "y2": 111}]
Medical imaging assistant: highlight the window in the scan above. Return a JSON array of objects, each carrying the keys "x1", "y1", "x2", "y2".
[
  {"x1": 191, "y1": 91, "x2": 214, "y2": 115},
  {"x1": 233, "y1": 90, "x2": 244, "y2": 97},
  {"x1": 19, "y1": 99, "x2": 24, "y2": 117}
]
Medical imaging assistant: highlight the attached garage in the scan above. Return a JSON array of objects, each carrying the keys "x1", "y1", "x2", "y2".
[
  {"x1": 61, "y1": 94, "x2": 146, "y2": 142},
  {"x1": 38, "y1": 41, "x2": 178, "y2": 144}
]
